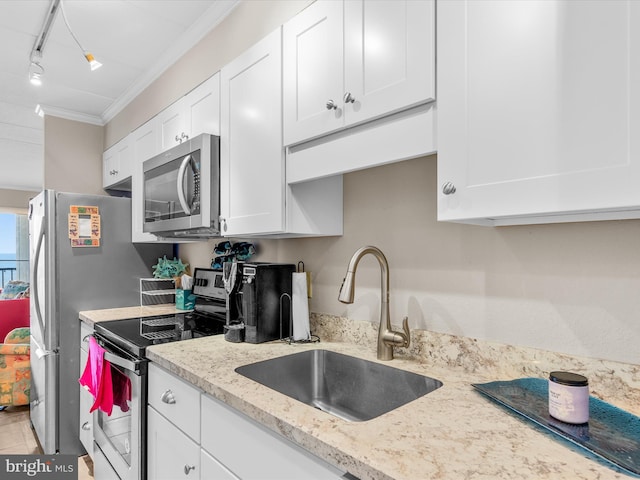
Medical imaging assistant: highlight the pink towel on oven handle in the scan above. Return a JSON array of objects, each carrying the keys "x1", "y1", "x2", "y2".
[{"x1": 78, "y1": 336, "x2": 114, "y2": 415}]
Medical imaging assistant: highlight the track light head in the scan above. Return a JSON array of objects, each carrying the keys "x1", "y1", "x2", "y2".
[
  {"x1": 29, "y1": 62, "x2": 45, "y2": 86},
  {"x1": 84, "y1": 52, "x2": 102, "y2": 71}
]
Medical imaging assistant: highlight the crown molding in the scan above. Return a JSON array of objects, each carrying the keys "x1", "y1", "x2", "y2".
[
  {"x1": 39, "y1": 104, "x2": 104, "y2": 126},
  {"x1": 101, "y1": 0, "x2": 240, "y2": 123}
]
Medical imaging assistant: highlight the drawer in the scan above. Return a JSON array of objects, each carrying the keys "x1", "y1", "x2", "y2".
[
  {"x1": 201, "y1": 394, "x2": 345, "y2": 479},
  {"x1": 148, "y1": 363, "x2": 201, "y2": 441}
]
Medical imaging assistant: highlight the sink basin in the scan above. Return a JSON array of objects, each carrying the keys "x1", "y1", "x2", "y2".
[{"x1": 235, "y1": 349, "x2": 442, "y2": 422}]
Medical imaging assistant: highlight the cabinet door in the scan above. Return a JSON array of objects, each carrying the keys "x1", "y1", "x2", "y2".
[
  {"x1": 220, "y1": 28, "x2": 285, "y2": 235},
  {"x1": 102, "y1": 147, "x2": 118, "y2": 189},
  {"x1": 157, "y1": 99, "x2": 187, "y2": 152},
  {"x1": 147, "y1": 407, "x2": 200, "y2": 480},
  {"x1": 79, "y1": 339, "x2": 93, "y2": 458},
  {"x1": 131, "y1": 119, "x2": 160, "y2": 243},
  {"x1": 186, "y1": 73, "x2": 220, "y2": 138},
  {"x1": 344, "y1": 0, "x2": 435, "y2": 125},
  {"x1": 103, "y1": 136, "x2": 132, "y2": 189},
  {"x1": 438, "y1": 0, "x2": 640, "y2": 225},
  {"x1": 283, "y1": 0, "x2": 344, "y2": 145},
  {"x1": 200, "y1": 449, "x2": 237, "y2": 480},
  {"x1": 201, "y1": 395, "x2": 345, "y2": 479}
]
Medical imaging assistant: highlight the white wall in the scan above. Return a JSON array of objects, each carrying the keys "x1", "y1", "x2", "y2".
[
  {"x1": 44, "y1": 116, "x2": 104, "y2": 195},
  {"x1": 179, "y1": 156, "x2": 640, "y2": 366}
]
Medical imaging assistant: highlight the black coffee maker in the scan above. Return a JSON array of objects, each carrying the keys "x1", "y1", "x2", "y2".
[{"x1": 225, "y1": 262, "x2": 296, "y2": 343}]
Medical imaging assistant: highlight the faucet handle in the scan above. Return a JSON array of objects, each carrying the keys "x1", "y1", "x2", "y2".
[{"x1": 401, "y1": 316, "x2": 410, "y2": 348}]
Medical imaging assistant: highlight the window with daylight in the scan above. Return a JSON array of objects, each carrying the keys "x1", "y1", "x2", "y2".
[{"x1": 0, "y1": 214, "x2": 29, "y2": 291}]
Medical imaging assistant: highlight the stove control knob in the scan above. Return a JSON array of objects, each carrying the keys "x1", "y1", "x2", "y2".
[{"x1": 161, "y1": 389, "x2": 176, "y2": 404}]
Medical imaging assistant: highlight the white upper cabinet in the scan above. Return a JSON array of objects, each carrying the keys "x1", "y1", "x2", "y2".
[
  {"x1": 283, "y1": 0, "x2": 343, "y2": 145},
  {"x1": 103, "y1": 135, "x2": 132, "y2": 190},
  {"x1": 220, "y1": 28, "x2": 285, "y2": 236},
  {"x1": 438, "y1": 0, "x2": 640, "y2": 225},
  {"x1": 186, "y1": 73, "x2": 220, "y2": 139},
  {"x1": 130, "y1": 118, "x2": 160, "y2": 243},
  {"x1": 283, "y1": 0, "x2": 435, "y2": 146},
  {"x1": 220, "y1": 27, "x2": 343, "y2": 238},
  {"x1": 157, "y1": 73, "x2": 220, "y2": 152}
]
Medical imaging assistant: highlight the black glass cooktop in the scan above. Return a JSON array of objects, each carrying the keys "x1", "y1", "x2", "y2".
[{"x1": 94, "y1": 313, "x2": 225, "y2": 358}]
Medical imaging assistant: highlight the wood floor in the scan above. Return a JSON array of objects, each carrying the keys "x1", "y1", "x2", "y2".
[{"x1": 0, "y1": 405, "x2": 93, "y2": 479}]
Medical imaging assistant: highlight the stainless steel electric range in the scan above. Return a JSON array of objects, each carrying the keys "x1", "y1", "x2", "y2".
[{"x1": 91, "y1": 271, "x2": 228, "y2": 480}]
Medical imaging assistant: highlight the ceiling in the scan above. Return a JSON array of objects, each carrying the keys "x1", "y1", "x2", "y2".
[{"x1": 0, "y1": 0, "x2": 238, "y2": 191}]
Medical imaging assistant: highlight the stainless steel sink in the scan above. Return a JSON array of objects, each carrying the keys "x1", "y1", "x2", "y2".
[{"x1": 235, "y1": 349, "x2": 443, "y2": 422}]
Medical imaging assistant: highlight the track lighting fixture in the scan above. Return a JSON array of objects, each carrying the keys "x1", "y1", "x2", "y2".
[
  {"x1": 29, "y1": 62, "x2": 44, "y2": 86},
  {"x1": 59, "y1": 0, "x2": 102, "y2": 71},
  {"x1": 28, "y1": 0, "x2": 102, "y2": 92}
]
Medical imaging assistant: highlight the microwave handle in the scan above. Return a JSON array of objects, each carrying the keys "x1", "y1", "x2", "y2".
[{"x1": 177, "y1": 154, "x2": 193, "y2": 215}]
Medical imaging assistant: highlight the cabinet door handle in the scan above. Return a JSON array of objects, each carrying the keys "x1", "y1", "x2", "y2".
[
  {"x1": 81, "y1": 422, "x2": 91, "y2": 431},
  {"x1": 442, "y1": 182, "x2": 457, "y2": 195},
  {"x1": 161, "y1": 389, "x2": 176, "y2": 404},
  {"x1": 343, "y1": 92, "x2": 356, "y2": 104},
  {"x1": 184, "y1": 465, "x2": 195, "y2": 475},
  {"x1": 326, "y1": 99, "x2": 338, "y2": 110}
]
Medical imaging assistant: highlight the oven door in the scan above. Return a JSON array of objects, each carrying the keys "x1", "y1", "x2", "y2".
[{"x1": 92, "y1": 334, "x2": 147, "y2": 480}]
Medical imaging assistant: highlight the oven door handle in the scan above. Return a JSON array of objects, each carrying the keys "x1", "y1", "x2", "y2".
[
  {"x1": 93, "y1": 333, "x2": 146, "y2": 375},
  {"x1": 103, "y1": 350, "x2": 141, "y2": 373}
]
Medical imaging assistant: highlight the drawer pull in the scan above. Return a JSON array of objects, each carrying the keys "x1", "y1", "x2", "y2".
[
  {"x1": 161, "y1": 389, "x2": 176, "y2": 404},
  {"x1": 184, "y1": 465, "x2": 195, "y2": 475},
  {"x1": 81, "y1": 422, "x2": 91, "y2": 431}
]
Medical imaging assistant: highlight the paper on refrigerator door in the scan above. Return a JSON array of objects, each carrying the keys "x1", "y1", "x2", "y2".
[{"x1": 292, "y1": 272, "x2": 310, "y2": 341}]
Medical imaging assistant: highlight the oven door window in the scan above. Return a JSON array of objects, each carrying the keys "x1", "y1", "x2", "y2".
[
  {"x1": 96, "y1": 364, "x2": 134, "y2": 467},
  {"x1": 144, "y1": 150, "x2": 201, "y2": 223}
]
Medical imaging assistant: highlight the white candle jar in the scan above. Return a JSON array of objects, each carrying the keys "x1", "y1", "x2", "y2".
[{"x1": 548, "y1": 371, "x2": 589, "y2": 424}]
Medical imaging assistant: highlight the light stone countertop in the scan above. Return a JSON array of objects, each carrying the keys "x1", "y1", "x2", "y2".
[
  {"x1": 78, "y1": 305, "x2": 187, "y2": 326},
  {"x1": 145, "y1": 336, "x2": 636, "y2": 480},
  {"x1": 79, "y1": 307, "x2": 639, "y2": 480}
]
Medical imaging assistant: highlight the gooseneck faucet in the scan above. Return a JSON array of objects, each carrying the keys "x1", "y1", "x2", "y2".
[{"x1": 338, "y1": 246, "x2": 410, "y2": 360}]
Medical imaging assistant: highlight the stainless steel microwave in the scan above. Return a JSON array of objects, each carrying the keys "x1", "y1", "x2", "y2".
[{"x1": 142, "y1": 133, "x2": 220, "y2": 237}]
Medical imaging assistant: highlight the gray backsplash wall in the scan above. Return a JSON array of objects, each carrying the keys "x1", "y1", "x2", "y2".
[{"x1": 180, "y1": 155, "x2": 640, "y2": 365}]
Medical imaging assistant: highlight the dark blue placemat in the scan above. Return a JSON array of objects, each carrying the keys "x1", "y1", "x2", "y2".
[{"x1": 472, "y1": 378, "x2": 640, "y2": 476}]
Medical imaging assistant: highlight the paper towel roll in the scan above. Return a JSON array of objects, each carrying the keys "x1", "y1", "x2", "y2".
[{"x1": 292, "y1": 272, "x2": 310, "y2": 341}]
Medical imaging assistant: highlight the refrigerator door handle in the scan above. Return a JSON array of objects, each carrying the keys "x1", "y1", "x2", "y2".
[
  {"x1": 32, "y1": 221, "x2": 46, "y2": 338},
  {"x1": 31, "y1": 335, "x2": 57, "y2": 359}
]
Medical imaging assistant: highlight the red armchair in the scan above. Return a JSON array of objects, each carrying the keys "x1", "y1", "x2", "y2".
[
  {"x1": 0, "y1": 298, "x2": 30, "y2": 341},
  {"x1": 0, "y1": 327, "x2": 30, "y2": 407}
]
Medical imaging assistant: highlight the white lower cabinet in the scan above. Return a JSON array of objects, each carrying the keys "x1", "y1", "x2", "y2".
[
  {"x1": 147, "y1": 407, "x2": 200, "y2": 480},
  {"x1": 148, "y1": 363, "x2": 347, "y2": 480},
  {"x1": 200, "y1": 449, "x2": 238, "y2": 480},
  {"x1": 200, "y1": 394, "x2": 345, "y2": 479},
  {"x1": 79, "y1": 322, "x2": 94, "y2": 459}
]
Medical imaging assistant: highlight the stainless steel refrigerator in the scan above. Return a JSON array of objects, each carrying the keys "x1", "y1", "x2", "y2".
[{"x1": 29, "y1": 190, "x2": 172, "y2": 455}]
